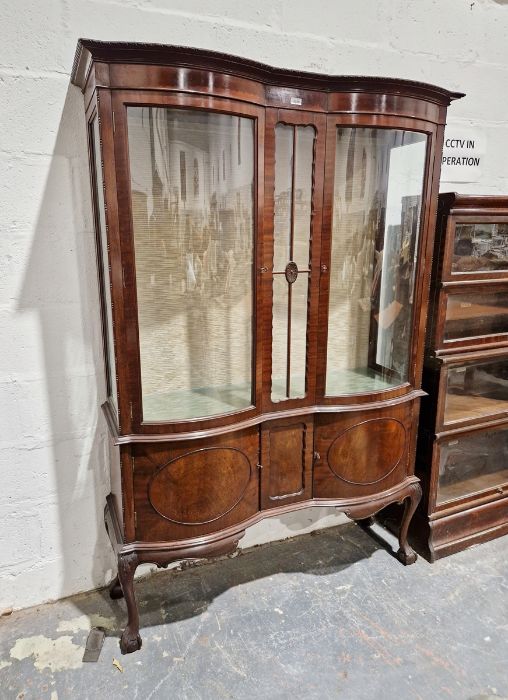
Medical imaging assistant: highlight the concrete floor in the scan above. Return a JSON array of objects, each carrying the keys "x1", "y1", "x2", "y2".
[{"x1": 0, "y1": 522, "x2": 507, "y2": 700}]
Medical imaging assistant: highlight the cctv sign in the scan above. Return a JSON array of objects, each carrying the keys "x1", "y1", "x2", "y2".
[{"x1": 440, "y1": 127, "x2": 486, "y2": 183}]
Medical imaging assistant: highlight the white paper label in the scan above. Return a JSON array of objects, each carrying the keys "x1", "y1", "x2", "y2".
[{"x1": 440, "y1": 127, "x2": 486, "y2": 183}]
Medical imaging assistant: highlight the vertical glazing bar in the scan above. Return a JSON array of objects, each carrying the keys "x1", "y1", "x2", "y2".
[
  {"x1": 286, "y1": 282, "x2": 292, "y2": 398},
  {"x1": 286, "y1": 126, "x2": 297, "y2": 398}
]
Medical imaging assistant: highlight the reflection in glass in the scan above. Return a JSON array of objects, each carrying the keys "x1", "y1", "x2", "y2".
[
  {"x1": 444, "y1": 359, "x2": 508, "y2": 424},
  {"x1": 273, "y1": 125, "x2": 293, "y2": 273},
  {"x1": 271, "y1": 124, "x2": 314, "y2": 401},
  {"x1": 444, "y1": 292, "x2": 508, "y2": 342},
  {"x1": 271, "y1": 275, "x2": 289, "y2": 400},
  {"x1": 91, "y1": 116, "x2": 117, "y2": 412},
  {"x1": 437, "y1": 428, "x2": 508, "y2": 504},
  {"x1": 452, "y1": 223, "x2": 508, "y2": 274},
  {"x1": 127, "y1": 108, "x2": 255, "y2": 421},
  {"x1": 326, "y1": 128, "x2": 427, "y2": 395}
]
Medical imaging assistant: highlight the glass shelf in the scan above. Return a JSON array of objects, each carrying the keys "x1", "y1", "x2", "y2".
[
  {"x1": 324, "y1": 368, "x2": 404, "y2": 395},
  {"x1": 143, "y1": 382, "x2": 253, "y2": 422}
]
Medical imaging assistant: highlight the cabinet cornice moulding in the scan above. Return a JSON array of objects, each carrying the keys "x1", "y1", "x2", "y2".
[{"x1": 71, "y1": 38, "x2": 464, "y2": 106}]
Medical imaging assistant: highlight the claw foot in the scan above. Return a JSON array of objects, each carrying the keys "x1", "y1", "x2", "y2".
[
  {"x1": 120, "y1": 629, "x2": 142, "y2": 654},
  {"x1": 397, "y1": 547, "x2": 417, "y2": 566}
]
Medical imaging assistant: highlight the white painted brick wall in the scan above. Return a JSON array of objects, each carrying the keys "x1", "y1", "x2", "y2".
[{"x1": 1, "y1": 0, "x2": 507, "y2": 611}]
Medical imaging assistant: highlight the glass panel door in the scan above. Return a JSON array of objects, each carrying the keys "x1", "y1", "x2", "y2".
[
  {"x1": 127, "y1": 107, "x2": 255, "y2": 421},
  {"x1": 444, "y1": 291, "x2": 508, "y2": 342},
  {"x1": 325, "y1": 128, "x2": 427, "y2": 395},
  {"x1": 444, "y1": 357, "x2": 508, "y2": 425},
  {"x1": 271, "y1": 124, "x2": 315, "y2": 402},
  {"x1": 437, "y1": 427, "x2": 508, "y2": 504}
]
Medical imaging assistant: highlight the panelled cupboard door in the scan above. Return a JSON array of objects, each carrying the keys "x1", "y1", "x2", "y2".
[
  {"x1": 260, "y1": 415, "x2": 313, "y2": 508},
  {"x1": 313, "y1": 401, "x2": 416, "y2": 499},
  {"x1": 133, "y1": 427, "x2": 260, "y2": 542},
  {"x1": 262, "y1": 109, "x2": 326, "y2": 412}
]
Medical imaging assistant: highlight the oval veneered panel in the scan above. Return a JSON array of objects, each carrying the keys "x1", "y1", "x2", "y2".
[
  {"x1": 327, "y1": 419, "x2": 406, "y2": 485},
  {"x1": 148, "y1": 447, "x2": 252, "y2": 525}
]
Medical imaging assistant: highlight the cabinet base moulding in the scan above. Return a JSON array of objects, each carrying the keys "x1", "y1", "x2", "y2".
[{"x1": 414, "y1": 494, "x2": 508, "y2": 561}]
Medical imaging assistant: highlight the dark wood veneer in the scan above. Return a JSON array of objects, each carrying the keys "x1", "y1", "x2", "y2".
[{"x1": 73, "y1": 41, "x2": 461, "y2": 653}]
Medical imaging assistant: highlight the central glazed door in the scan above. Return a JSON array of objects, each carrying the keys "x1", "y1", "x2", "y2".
[
  {"x1": 261, "y1": 109, "x2": 326, "y2": 411},
  {"x1": 260, "y1": 109, "x2": 325, "y2": 507}
]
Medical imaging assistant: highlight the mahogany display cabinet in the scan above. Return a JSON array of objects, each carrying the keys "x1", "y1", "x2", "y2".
[
  {"x1": 411, "y1": 193, "x2": 508, "y2": 561},
  {"x1": 71, "y1": 39, "x2": 463, "y2": 652}
]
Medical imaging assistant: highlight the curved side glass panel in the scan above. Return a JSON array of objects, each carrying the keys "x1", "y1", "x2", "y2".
[
  {"x1": 127, "y1": 108, "x2": 255, "y2": 421},
  {"x1": 90, "y1": 116, "x2": 118, "y2": 413},
  {"x1": 325, "y1": 128, "x2": 427, "y2": 396}
]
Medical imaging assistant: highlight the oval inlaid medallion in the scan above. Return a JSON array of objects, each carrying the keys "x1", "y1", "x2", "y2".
[
  {"x1": 327, "y1": 418, "x2": 406, "y2": 485},
  {"x1": 148, "y1": 447, "x2": 252, "y2": 525},
  {"x1": 285, "y1": 261, "x2": 299, "y2": 284}
]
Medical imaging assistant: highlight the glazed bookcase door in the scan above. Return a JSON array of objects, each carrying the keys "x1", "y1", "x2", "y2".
[
  {"x1": 442, "y1": 216, "x2": 508, "y2": 282},
  {"x1": 441, "y1": 353, "x2": 508, "y2": 429},
  {"x1": 435, "y1": 283, "x2": 508, "y2": 352},
  {"x1": 111, "y1": 91, "x2": 265, "y2": 433},
  {"x1": 262, "y1": 109, "x2": 326, "y2": 411},
  {"x1": 434, "y1": 424, "x2": 508, "y2": 509},
  {"x1": 318, "y1": 118, "x2": 432, "y2": 402}
]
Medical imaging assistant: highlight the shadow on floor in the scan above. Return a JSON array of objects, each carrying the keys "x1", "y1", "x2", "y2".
[
  {"x1": 3, "y1": 521, "x2": 508, "y2": 700},
  {"x1": 89, "y1": 520, "x2": 392, "y2": 640}
]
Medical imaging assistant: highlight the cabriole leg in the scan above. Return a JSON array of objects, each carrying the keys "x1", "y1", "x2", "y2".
[
  {"x1": 397, "y1": 482, "x2": 422, "y2": 566},
  {"x1": 117, "y1": 553, "x2": 142, "y2": 653}
]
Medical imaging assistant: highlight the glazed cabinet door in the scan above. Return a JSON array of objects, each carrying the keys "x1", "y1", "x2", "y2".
[
  {"x1": 317, "y1": 120, "x2": 431, "y2": 400},
  {"x1": 262, "y1": 109, "x2": 326, "y2": 411},
  {"x1": 112, "y1": 91, "x2": 265, "y2": 433},
  {"x1": 443, "y1": 217, "x2": 508, "y2": 282}
]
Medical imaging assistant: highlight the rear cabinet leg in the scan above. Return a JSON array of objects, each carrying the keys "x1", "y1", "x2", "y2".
[
  {"x1": 109, "y1": 575, "x2": 124, "y2": 600},
  {"x1": 117, "y1": 553, "x2": 142, "y2": 653},
  {"x1": 397, "y1": 482, "x2": 422, "y2": 566},
  {"x1": 355, "y1": 516, "x2": 376, "y2": 530}
]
